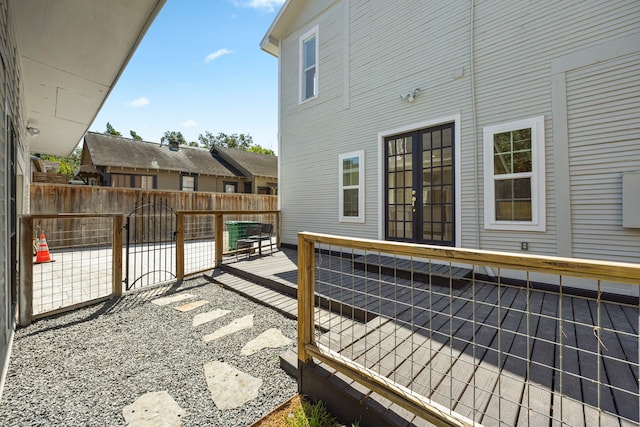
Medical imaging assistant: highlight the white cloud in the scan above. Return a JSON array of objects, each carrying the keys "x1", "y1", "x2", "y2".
[
  {"x1": 128, "y1": 97, "x2": 150, "y2": 107},
  {"x1": 204, "y1": 48, "x2": 232, "y2": 63},
  {"x1": 232, "y1": 0, "x2": 285, "y2": 12},
  {"x1": 182, "y1": 119, "x2": 198, "y2": 128}
]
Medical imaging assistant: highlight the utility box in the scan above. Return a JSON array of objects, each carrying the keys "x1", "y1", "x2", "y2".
[
  {"x1": 226, "y1": 221, "x2": 259, "y2": 250},
  {"x1": 622, "y1": 172, "x2": 640, "y2": 228}
]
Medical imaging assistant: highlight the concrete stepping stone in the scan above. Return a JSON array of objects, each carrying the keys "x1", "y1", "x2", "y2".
[
  {"x1": 122, "y1": 390, "x2": 185, "y2": 426},
  {"x1": 203, "y1": 361, "x2": 262, "y2": 410},
  {"x1": 174, "y1": 300, "x2": 208, "y2": 312},
  {"x1": 241, "y1": 328, "x2": 293, "y2": 356},
  {"x1": 192, "y1": 309, "x2": 230, "y2": 327},
  {"x1": 202, "y1": 314, "x2": 253, "y2": 343},
  {"x1": 151, "y1": 293, "x2": 194, "y2": 306}
]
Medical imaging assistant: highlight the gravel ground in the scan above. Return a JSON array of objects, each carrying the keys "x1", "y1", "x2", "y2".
[{"x1": 0, "y1": 276, "x2": 298, "y2": 426}]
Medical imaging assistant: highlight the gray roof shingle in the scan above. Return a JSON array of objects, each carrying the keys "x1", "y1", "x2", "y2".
[
  {"x1": 84, "y1": 132, "x2": 239, "y2": 177},
  {"x1": 210, "y1": 145, "x2": 277, "y2": 179}
]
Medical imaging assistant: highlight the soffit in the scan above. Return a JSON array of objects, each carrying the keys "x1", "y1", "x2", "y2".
[{"x1": 11, "y1": 0, "x2": 165, "y2": 155}]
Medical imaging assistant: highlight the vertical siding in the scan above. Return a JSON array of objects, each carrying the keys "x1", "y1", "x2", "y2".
[
  {"x1": 566, "y1": 52, "x2": 640, "y2": 263},
  {"x1": 276, "y1": 0, "x2": 640, "y2": 264}
]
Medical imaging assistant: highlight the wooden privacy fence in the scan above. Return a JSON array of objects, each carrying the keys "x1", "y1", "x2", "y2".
[
  {"x1": 19, "y1": 210, "x2": 279, "y2": 326},
  {"x1": 30, "y1": 183, "x2": 277, "y2": 249},
  {"x1": 297, "y1": 232, "x2": 640, "y2": 427}
]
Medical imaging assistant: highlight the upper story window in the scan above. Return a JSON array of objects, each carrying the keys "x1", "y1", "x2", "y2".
[
  {"x1": 299, "y1": 26, "x2": 318, "y2": 102},
  {"x1": 483, "y1": 116, "x2": 545, "y2": 231},
  {"x1": 339, "y1": 150, "x2": 364, "y2": 223}
]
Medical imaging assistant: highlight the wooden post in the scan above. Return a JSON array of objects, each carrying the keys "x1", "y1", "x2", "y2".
[
  {"x1": 214, "y1": 213, "x2": 224, "y2": 267},
  {"x1": 275, "y1": 212, "x2": 280, "y2": 248},
  {"x1": 19, "y1": 217, "x2": 33, "y2": 326},
  {"x1": 112, "y1": 215, "x2": 123, "y2": 297},
  {"x1": 176, "y1": 212, "x2": 184, "y2": 280},
  {"x1": 297, "y1": 233, "x2": 315, "y2": 363}
]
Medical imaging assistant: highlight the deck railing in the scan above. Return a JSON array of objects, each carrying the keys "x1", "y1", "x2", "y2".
[
  {"x1": 18, "y1": 210, "x2": 279, "y2": 326},
  {"x1": 297, "y1": 232, "x2": 640, "y2": 427}
]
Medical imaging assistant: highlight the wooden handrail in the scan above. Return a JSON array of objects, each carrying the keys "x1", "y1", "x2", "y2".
[{"x1": 299, "y1": 232, "x2": 640, "y2": 285}]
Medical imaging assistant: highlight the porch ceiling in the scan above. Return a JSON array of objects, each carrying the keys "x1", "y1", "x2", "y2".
[{"x1": 11, "y1": 0, "x2": 165, "y2": 156}]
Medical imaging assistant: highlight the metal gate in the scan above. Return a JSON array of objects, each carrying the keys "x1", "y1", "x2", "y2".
[{"x1": 124, "y1": 197, "x2": 177, "y2": 291}]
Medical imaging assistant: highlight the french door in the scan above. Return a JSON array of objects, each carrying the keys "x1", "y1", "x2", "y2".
[{"x1": 385, "y1": 123, "x2": 455, "y2": 246}]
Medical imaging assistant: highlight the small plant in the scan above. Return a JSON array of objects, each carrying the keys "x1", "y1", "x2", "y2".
[{"x1": 284, "y1": 397, "x2": 360, "y2": 427}]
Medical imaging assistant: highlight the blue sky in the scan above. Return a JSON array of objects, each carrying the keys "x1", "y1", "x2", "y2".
[{"x1": 90, "y1": 0, "x2": 284, "y2": 153}]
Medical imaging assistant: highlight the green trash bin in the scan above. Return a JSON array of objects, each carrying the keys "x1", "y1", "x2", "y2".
[{"x1": 226, "y1": 220, "x2": 259, "y2": 250}]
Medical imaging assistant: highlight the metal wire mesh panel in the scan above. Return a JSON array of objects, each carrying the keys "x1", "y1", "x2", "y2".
[
  {"x1": 309, "y1": 244, "x2": 639, "y2": 426},
  {"x1": 31, "y1": 217, "x2": 113, "y2": 316},
  {"x1": 183, "y1": 213, "x2": 215, "y2": 276}
]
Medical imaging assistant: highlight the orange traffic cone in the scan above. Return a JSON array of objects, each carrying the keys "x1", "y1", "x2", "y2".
[{"x1": 34, "y1": 233, "x2": 53, "y2": 264}]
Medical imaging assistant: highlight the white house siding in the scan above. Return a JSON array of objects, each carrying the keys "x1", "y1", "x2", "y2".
[
  {"x1": 0, "y1": 0, "x2": 29, "y2": 398},
  {"x1": 473, "y1": 1, "x2": 640, "y2": 257},
  {"x1": 566, "y1": 52, "x2": 640, "y2": 264},
  {"x1": 275, "y1": 0, "x2": 640, "y2": 268},
  {"x1": 279, "y1": 0, "x2": 473, "y2": 245}
]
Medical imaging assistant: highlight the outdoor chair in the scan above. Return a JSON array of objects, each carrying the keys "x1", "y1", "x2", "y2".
[{"x1": 236, "y1": 223, "x2": 274, "y2": 258}]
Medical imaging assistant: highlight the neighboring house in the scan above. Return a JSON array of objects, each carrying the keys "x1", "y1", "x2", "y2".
[
  {"x1": 78, "y1": 133, "x2": 278, "y2": 194},
  {"x1": 30, "y1": 156, "x2": 68, "y2": 184},
  {"x1": 262, "y1": 2, "x2": 640, "y2": 292},
  {"x1": 0, "y1": 0, "x2": 165, "y2": 398},
  {"x1": 211, "y1": 145, "x2": 278, "y2": 194},
  {"x1": 79, "y1": 132, "x2": 242, "y2": 193}
]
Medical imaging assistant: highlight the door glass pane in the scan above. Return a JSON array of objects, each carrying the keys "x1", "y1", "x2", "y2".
[
  {"x1": 432, "y1": 130, "x2": 441, "y2": 149},
  {"x1": 388, "y1": 155, "x2": 396, "y2": 172},
  {"x1": 442, "y1": 127, "x2": 452, "y2": 147}
]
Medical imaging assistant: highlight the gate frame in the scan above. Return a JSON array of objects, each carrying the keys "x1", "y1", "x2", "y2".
[{"x1": 124, "y1": 197, "x2": 177, "y2": 291}]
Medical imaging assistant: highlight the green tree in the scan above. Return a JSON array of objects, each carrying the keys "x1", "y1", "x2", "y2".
[
  {"x1": 130, "y1": 130, "x2": 143, "y2": 140},
  {"x1": 161, "y1": 130, "x2": 186, "y2": 145},
  {"x1": 104, "y1": 122, "x2": 121, "y2": 136},
  {"x1": 198, "y1": 132, "x2": 252, "y2": 150},
  {"x1": 39, "y1": 148, "x2": 82, "y2": 179},
  {"x1": 188, "y1": 141, "x2": 199, "y2": 147},
  {"x1": 247, "y1": 145, "x2": 275, "y2": 156}
]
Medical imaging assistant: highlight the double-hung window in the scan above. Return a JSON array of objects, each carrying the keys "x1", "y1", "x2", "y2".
[
  {"x1": 483, "y1": 116, "x2": 545, "y2": 231},
  {"x1": 299, "y1": 26, "x2": 318, "y2": 102},
  {"x1": 339, "y1": 150, "x2": 364, "y2": 222}
]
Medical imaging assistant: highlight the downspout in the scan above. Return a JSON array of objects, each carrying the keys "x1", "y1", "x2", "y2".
[{"x1": 470, "y1": 0, "x2": 480, "y2": 250}]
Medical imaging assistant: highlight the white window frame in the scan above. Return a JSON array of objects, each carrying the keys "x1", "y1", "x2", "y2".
[
  {"x1": 339, "y1": 150, "x2": 364, "y2": 223},
  {"x1": 299, "y1": 25, "x2": 319, "y2": 103},
  {"x1": 483, "y1": 116, "x2": 545, "y2": 231}
]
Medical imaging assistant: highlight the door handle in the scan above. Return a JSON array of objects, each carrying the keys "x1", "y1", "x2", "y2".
[{"x1": 411, "y1": 196, "x2": 417, "y2": 212}]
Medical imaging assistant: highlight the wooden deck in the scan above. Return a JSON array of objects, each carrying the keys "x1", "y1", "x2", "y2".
[{"x1": 217, "y1": 248, "x2": 639, "y2": 427}]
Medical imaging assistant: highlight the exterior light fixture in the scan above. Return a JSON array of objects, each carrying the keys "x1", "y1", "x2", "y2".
[
  {"x1": 401, "y1": 88, "x2": 421, "y2": 103},
  {"x1": 27, "y1": 126, "x2": 40, "y2": 136}
]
